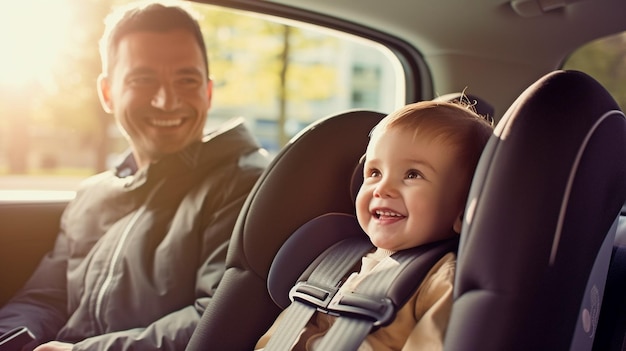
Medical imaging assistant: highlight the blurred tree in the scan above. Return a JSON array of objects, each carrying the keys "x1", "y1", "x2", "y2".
[{"x1": 192, "y1": 4, "x2": 339, "y2": 147}]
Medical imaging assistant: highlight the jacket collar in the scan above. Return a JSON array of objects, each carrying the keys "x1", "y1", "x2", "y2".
[{"x1": 114, "y1": 117, "x2": 260, "y2": 189}]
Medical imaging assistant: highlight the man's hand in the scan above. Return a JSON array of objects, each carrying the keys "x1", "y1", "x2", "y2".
[{"x1": 33, "y1": 341, "x2": 74, "y2": 351}]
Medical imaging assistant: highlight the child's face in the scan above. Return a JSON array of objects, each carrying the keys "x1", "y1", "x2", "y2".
[{"x1": 356, "y1": 127, "x2": 468, "y2": 251}]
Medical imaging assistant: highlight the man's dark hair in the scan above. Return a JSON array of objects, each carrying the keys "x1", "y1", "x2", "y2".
[{"x1": 99, "y1": 1, "x2": 209, "y2": 77}]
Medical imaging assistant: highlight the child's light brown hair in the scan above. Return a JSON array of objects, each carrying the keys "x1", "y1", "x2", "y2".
[{"x1": 370, "y1": 100, "x2": 494, "y2": 183}]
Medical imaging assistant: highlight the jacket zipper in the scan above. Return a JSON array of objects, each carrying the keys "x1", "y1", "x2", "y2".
[{"x1": 93, "y1": 179, "x2": 165, "y2": 332}]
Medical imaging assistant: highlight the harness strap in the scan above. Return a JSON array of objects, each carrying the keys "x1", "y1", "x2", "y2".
[
  {"x1": 264, "y1": 237, "x2": 373, "y2": 351},
  {"x1": 316, "y1": 238, "x2": 459, "y2": 351},
  {"x1": 262, "y1": 300, "x2": 316, "y2": 350},
  {"x1": 265, "y1": 212, "x2": 458, "y2": 351}
]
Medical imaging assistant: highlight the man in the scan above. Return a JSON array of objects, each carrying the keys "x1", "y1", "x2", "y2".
[{"x1": 0, "y1": 1, "x2": 268, "y2": 350}]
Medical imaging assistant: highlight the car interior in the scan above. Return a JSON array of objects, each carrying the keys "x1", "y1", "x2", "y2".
[
  {"x1": 1, "y1": 0, "x2": 625, "y2": 350},
  {"x1": 185, "y1": 69, "x2": 626, "y2": 350}
]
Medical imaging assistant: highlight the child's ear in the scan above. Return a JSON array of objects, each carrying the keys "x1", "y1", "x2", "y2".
[{"x1": 453, "y1": 212, "x2": 463, "y2": 234}]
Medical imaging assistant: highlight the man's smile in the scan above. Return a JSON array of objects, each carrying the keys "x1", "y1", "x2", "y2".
[{"x1": 148, "y1": 118, "x2": 185, "y2": 127}]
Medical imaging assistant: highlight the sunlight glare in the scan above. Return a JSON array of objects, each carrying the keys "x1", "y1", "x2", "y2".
[{"x1": 0, "y1": 0, "x2": 73, "y2": 89}]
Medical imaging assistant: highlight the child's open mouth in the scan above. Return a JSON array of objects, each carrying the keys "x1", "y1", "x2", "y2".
[{"x1": 373, "y1": 209, "x2": 405, "y2": 220}]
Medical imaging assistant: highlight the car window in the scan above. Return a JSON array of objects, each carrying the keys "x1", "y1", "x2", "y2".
[
  {"x1": 562, "y1": 31, "x2": 626, "y2": 111},
  {"x1": 0, "y1": 0, "x2": 405, "y2": 192}
]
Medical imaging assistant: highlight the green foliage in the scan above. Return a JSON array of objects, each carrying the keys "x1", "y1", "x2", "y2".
[
  {"x1": 191, "y1": 3, "x2": 339, "y2": 117},
  {"x1": 563, "y1": 32, "x2": 626, "y2": 110}
]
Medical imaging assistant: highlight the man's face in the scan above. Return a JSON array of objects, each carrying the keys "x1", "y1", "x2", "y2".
[
  {"x1": 355, "y1": 127, "x2": 468, "y2": 251},
  {"x1": 98, "y1": 29, "x2": 212, "y2": 167}
]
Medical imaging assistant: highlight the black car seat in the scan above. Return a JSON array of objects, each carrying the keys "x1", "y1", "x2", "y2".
[
  {"x1": 444, "y1": 70, "x2": 626, "y2": 351},
  {"x1": 256, "y1": 91, "x2": 495, "y2": 351},
  {"x1": 186, "y1": 92, "x2": 495, "y2": 350},
  {"x1": 186, "y1": 109, "x2": 386, "y2": 351},
  {"x1": 183, "y1": 94, "x2": 501, "y2": 350}
]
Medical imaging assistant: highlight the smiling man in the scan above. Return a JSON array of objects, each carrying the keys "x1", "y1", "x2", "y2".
[
  {"x1": 98, "y1": 25, "x2": 212, "y2": 167},
  {"x1": 0, "y1": 2, "x2": 268, "y2": 350}
]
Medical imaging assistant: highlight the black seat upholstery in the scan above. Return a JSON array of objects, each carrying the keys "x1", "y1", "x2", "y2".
[
  {"x1": 186, "y1": 109, "x2": 385, "y2": 351},
  {"x1": 593, "y1": 205, "x2": 626, "y2": 351},
  {"x1": 444, "y1": 70, "x2": 626, "y2": 351}
]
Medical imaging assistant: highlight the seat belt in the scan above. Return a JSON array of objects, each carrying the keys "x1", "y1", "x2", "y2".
[
  {"x1": 264, "y1": 237, "x2": 373, "y2": 350},
  {"x1": 265, "y1": 234, "x2": 458, "y2": 351},
  {"x1": 316, "y1": 237, "x2": 458, "y2": 351}
]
